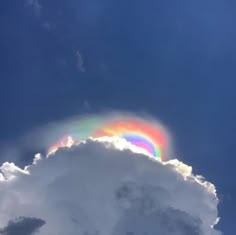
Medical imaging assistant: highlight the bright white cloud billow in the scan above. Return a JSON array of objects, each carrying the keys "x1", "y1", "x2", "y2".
[{"x1": 0, "y1": 137, "x2": 221, "y2": 235}]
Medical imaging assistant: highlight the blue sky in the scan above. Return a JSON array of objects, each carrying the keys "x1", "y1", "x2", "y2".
[{"x1": 0, "y1": 0, "x2": 236, "y2": 234}]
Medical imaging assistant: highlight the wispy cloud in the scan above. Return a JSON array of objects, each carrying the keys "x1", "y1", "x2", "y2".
[
  {"x1": 26, "y1": 0, "x2": 42, "y2": 17},
  {"x1": 76, "y1": 50, "x2": 85, "y2": 72}
]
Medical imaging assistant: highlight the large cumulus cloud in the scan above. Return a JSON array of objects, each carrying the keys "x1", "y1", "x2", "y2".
[{"x1": 0, "y1": 137, "x2": 221, "y2": 235}]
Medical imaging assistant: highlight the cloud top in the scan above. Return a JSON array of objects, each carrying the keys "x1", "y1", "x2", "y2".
[{"x1": 0, "y1": 137, "x2": 221, "y2": 235}]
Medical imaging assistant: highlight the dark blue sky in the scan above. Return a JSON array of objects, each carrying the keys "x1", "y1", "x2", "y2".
[{"x1": 0, "y1": 0, "x2": 236, "y2": 233}]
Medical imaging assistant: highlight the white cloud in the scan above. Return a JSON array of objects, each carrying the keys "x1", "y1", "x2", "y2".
[{"x1": 0, "y1": 137, "x2": 222, "y2": 235}]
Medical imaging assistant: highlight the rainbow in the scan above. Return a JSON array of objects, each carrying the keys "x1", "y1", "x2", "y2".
[
  {"x1": 47, "y1": 115, "x2": 168, "y2": 161},
  {"x1": 94, "y1": 118, "x2": 166, "y2": 159}
]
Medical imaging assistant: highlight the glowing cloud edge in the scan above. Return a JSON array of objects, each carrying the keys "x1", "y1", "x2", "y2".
[{"x1": 46, "y1": 114, "x2": 171, "y2": 161}]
